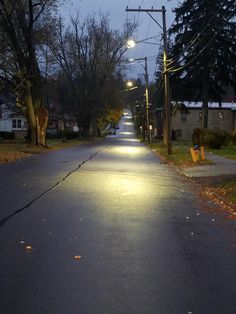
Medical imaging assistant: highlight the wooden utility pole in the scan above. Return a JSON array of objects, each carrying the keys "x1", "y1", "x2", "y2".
[
  {"x1": 144, "y1": 56, "x2": 150, "y2": 143},
  {"x1": 161, "y1": 6, "x2": 172, "y2": 154},
  {"x1": 126, "y1": 6, "x2": 172, "y2": 154}
]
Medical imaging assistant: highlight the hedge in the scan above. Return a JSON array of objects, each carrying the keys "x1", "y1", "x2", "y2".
[{"x1": 0, "y1": 131, "x2": 15, "y2": 139}]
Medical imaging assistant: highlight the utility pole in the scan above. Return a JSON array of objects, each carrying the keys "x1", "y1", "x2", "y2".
[
  {"x1": 144, "y1": 57, "x2": 150, "y2": 143},
  {"x1": 126, "y1": 6, "x2": 172, "y2": 154},
  {"x1": 162, "y1": 6, "x2": 172, "y2": 154}
]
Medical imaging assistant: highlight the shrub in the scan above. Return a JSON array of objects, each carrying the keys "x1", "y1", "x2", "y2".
[
  {"x1": 231, "y1": 129, "x2": 236, "y2": 145},
  {"x1": 192, "y1": 128, "x2": 229, "y2": 149},
  {"x1": 206, "y1": 129, "x2": 229, "y2": 149},
  {"x1": 65, "y1": 131, "x2": 79, "y2": 139},
  {"x1": 56, "y1": 131, "x2": 66, "y2": 138},
  {"x1": 0, "y1": 131, "x2": 15, "y2": 139}
]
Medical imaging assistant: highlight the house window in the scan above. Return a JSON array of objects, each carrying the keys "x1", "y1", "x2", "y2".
[
  {"x1": 219, "y1": 112, "x2": 224, "y2": 119},
  {"x1": 12, "y1": 119, "x2": 16, "y2": 128},
  {"x1": 12, "y1": 119, "x2": 22, "y2": 129},
  {"x1": 181, "y1": 112, "x2": 187, "y2": 123},
  {"x1": 176, "y1": 129, "x2": 182, "y2": 138}
]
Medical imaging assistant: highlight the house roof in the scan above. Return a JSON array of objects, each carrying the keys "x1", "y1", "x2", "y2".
[{"x1": 174, "y1": 101, "x2": 236, "y2": 110}]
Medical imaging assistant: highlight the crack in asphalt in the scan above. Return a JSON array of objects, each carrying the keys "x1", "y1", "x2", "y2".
[{"x1": 0, "y1": 146, "x2": 105, "y2": 228}]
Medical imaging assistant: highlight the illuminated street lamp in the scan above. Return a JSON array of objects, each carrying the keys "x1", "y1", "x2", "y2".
[
  {"x1": 127, "y1": 57, "x2": 150, "y2": 143},
  {"x1": 126, "y1": 80, "x2": 134, "y2": 87},
  {"x1": 126, "y1": 39, "x2": 136, "y2": 48},
  {"x1": 124, "y1": 80, "x2": 138, "y2": 92}
]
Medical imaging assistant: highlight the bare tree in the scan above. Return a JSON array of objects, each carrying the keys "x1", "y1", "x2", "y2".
[
  {"x1": 0, "y1": 0, "x2": 60, "y2": 145},
  {"x1": 48, "y1": 13, "x2": 136, "y2": 136}
]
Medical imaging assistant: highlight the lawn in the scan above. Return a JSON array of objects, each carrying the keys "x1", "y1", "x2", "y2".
[
  {"x1": 0, "y1": 138, "x2": 88, "y2": 163},
  {"x1": 149, "y1": 139, "x2": 236, "y2": 211},
  {"x1": 208, "y1": 145, "x2": 236, "y2": 160},
  {"x1": 150, "y1": 139, "x2": 213, "y2": 167},
  {"x1": 150, "y1": 139, "x2": 236, "y2": 165}
]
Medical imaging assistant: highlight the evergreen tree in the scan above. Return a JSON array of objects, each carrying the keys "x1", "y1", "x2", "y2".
[{"x1": 169, "y1": 0, "x2": 236, "y2": 128}]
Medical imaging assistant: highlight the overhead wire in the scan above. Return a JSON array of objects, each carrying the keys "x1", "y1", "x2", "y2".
[
  {"x1": 167, "y1": 0, "x2": 231, "y2": 66},
  {"x1": 168, "y1": 6, "x2": 236, "y2": 74},
  {"x1": 166, "y1": 0, "x2": 235, "y2": 70},
  {"x1": 142, "y1": 2, "x2": 151, "y2": 57},
  {"x1": 152, "y1": 0, "x2": 158, "y2": 7},
  {"x1": 139, "y1": 0, "x2": 145, "y2": 7}
]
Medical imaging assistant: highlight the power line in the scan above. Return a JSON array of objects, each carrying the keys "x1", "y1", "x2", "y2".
[
  {"x1": 168, "y1": 6, "x2": 236, "y2": 74},
  {"x1": 167, "y1": 0, "x2": 233, "y2": 66},
  {"x1": 167, "y1": 0, "x2": 235, "y2": 70}
]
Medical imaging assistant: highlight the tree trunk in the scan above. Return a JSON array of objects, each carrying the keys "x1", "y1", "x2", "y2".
[
  {"x1": 92, "y1": 115, "x2": 99, "y2": 137},
  {"x1": 25, "y1": 85, "x2": 37, "y2": 145},
  {"x1": 36, "y1": 107, "x2": 48, "y2": 146},
  {"x1": 25, "y1": 84, "x2": 48, "y2": 146}
]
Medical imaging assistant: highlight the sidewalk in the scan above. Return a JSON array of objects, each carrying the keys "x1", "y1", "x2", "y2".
[{"x1": 181, "y1": 152, "x2": 236, "y2": 179}]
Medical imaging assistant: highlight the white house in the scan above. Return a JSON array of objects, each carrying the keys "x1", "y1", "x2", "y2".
[{"x1": 0, "y1": 104, "x2": 28, "y2": 139}]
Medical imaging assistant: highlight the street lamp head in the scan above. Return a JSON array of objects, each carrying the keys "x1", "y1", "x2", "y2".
[
  {"x1": 126, "y1": 80, "x2": 133, "y2": 87},
  {"x1": 126, "y1": 39, "x2": 136, "y2": 49}
]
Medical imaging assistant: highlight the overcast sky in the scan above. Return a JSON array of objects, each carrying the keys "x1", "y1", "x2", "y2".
[{"x1": 61, "y1": 0, "x2": 181, "y2": 82}]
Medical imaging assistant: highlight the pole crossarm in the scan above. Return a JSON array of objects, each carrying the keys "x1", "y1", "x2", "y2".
[
  {"x1": 131, "y1": 57, "x2": 145, "y2": 61},
  {"x1": 126, "y1": 7, "x2": 164, "y2": 30},
  {"x1": 126, "y1": 7, "x2": 163, "y2": 13}
]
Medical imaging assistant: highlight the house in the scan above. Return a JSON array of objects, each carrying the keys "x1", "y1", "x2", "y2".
[
  {"x1": 0, "y1": 101, "x2": 79, "y2": 139},
  {"x1": 171, "y1": 102, "x2": 236, "y2": 139},
  {"x1": 152, "y1": 102, "x2": 236, "y2": 140},
  {"x1": 47, "y1": 103, "x2": 79, "y2": 137},
  {"x1": 0, "y1": 103, "x2": 28, "y2": 139}
]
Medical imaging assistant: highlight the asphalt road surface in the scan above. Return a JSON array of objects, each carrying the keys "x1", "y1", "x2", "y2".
[{"x1": 0, "y1": 110, "x2": 236, "y2": 314}]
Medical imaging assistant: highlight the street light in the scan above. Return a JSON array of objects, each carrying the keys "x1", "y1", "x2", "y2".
[
  {"x1": 126, "y1": 80, "x2": 133, "y2": 87},
  {"x1": 124, "y1": 80, "x2": 138, "y2": 92},
  {"x1": 126, "y1": 6, "x2": 172, "y2": 154},
  {"x1": 126, "y1": 39, "x2": 136, "y2": 49},
  {"x1": 126, "y1": 56, "x2": 151, "y2": 143}
]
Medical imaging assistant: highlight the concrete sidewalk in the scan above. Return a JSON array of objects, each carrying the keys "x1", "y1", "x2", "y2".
[{"x1": 182, "y1": 152, "x2": 236, "y2": 178}]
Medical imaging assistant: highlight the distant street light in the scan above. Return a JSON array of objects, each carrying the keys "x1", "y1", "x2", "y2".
[
  {"x1": 126, "y1": 6, "x2": 172, "y2": 154},
  {"x1": 123, "y1": 81, "x2": 138, "y2": 92},
  {"x1": 127, "y1": 57, "x2": 151, "y2": 143}
]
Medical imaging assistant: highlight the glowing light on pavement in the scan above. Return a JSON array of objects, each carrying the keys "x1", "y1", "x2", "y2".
[
  {"x1": 120, "y1": 131, "x2": 135, "y2": 135},
  {"x1": 112, "y1": 146, "x2": 143, "y2": 155},
  {"x1": 118, "y1": 138, "x2": 140, "y2": 143}
]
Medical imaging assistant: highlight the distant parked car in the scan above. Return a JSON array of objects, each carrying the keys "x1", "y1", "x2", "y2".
[{"x1": 108, "y1": 127, "x2": 116, "y2": 135}]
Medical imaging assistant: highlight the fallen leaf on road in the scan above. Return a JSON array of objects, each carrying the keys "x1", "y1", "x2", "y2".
[{"x1": 74, "y1": 255, "x2": 82, "y2": 260}]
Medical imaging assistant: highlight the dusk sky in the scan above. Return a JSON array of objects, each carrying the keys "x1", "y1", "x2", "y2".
[{"x1": 61, "y1": 0, "x2": 181, "y2": 81}]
